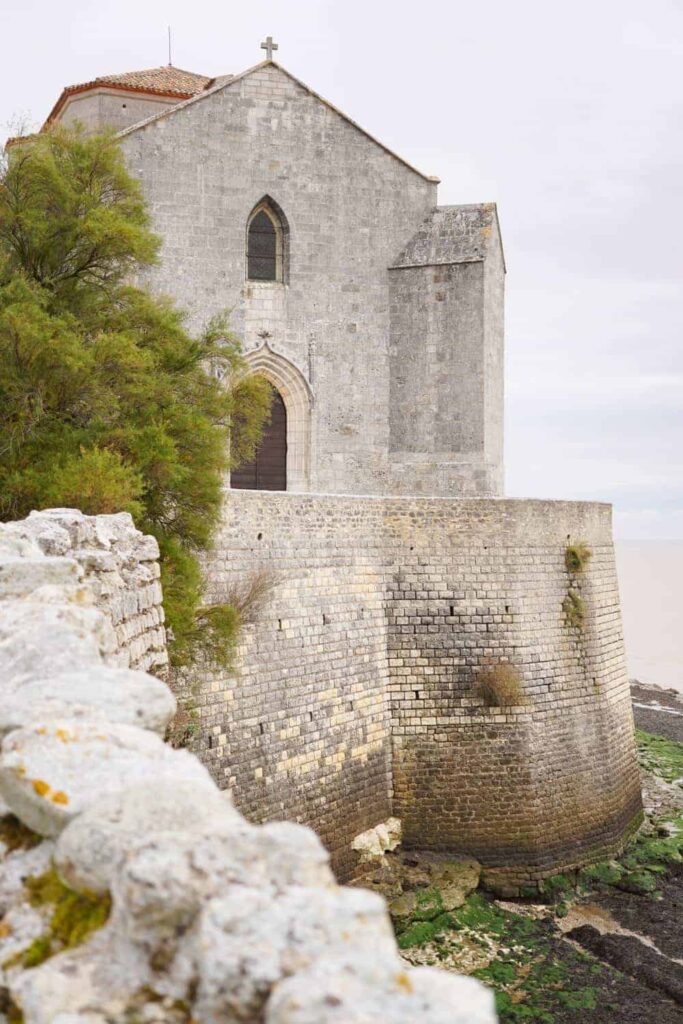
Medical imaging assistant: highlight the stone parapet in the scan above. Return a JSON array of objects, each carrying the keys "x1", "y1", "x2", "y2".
[
  {"x1": 0, "y1": 510, "x2": 493, "y2": 1022},
  {"x1": 189, "y1": 491, "x2": 642, "y2": 888}
]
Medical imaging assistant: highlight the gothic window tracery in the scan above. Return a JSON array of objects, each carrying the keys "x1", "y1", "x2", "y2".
[{"x1": 247, "y1": 201, "x2": 285, "y2": 282}]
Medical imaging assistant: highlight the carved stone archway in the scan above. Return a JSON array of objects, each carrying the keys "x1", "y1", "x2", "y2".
[{"x1": 242, "y1": 344, "x2": 313, "y2": 492}]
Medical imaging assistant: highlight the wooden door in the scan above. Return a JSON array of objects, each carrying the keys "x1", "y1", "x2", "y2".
[{"x1": 231, "y1": 389, "x2": 287, "y2": 491}]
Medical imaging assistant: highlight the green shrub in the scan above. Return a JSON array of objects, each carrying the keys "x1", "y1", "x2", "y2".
[{"x1": 0, "y1": 127, "x2": 272, "y2": 665}]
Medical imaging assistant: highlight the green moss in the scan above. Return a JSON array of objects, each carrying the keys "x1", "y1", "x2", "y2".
[
  {"x1": 413, "y1": 887, "x2": 443, "y2": 921},
  {"x1": 540, "y1": 873, "x2": 573, "y2": 900},
  {"x1": 398, "y1": 920, "x2": 439, "y2": 949},
  {"x1": 579, "y1": 862, "x2": 624, "y2": 886},
  {"x1": 636, "y1": 729, "x2": 683, "y2": 783},
  {"x1": 5, "y1": 869, "x2": 111, "y2": 970},
  {"x1": 0, "y1": 815, "x2": 42, "y2": 853},
  {"x1": 565, "y1": 542, "x2": 592, "y2": 574},
  {"x1": 557, "y1": 987, "x2": 598, "y2": 1010}
]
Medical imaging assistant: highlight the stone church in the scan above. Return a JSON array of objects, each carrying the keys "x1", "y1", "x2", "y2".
[
  {"x1": 42, "y1": 49, "x2": 504, "y2": 498},
  {"x1": 34, "y1": 49, "x2": 642, "y2": 889}
]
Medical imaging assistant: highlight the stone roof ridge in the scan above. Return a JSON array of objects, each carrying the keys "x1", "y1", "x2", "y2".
[
  {"x1": 44, "y1": 65, "x2": 215, "y2": 126},
  {"x1": 118, "y1": 60, "x2": 438, "y2": 183},
  {"x1": 389, "y1": 202, "x2": 506, "y2": 271}
]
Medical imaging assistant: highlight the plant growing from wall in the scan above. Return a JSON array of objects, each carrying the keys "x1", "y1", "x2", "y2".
[
  {"x1": 565, "y1": 541, "x2": 592, "y2": 574},
  {"x1": 0, "y1": 126, "x2": 272, "y2": 665},
  {"x1": 563, "y1": 590, "x2": 586, "y2": 629},
  {"x1": 474, "y1": 660, "x2": 525, "y2": 708},
  {"x1": 167, "y1": 567, "x2": 280, "y2": 748}
]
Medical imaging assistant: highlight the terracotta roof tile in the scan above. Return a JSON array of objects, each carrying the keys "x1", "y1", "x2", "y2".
[
  {"x1": 84, "y1": 66, "x2": 212, "y2": 96},
  {"x1": 45, "y1": 66, "x2": 218, "y2": 125}
]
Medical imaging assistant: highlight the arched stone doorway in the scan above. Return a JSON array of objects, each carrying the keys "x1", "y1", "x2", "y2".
[
  {"x1": 231, "y1": 387, "x2": 288, "y2": 491},
  {"x1": 232, "y1": 344, "x2": 313, "y2": 492}
]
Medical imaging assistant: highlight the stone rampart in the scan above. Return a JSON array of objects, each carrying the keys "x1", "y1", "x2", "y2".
[
  {"x1": 190, "y1": 491, "x2": 642, "y2": 889},
  {"x1": 0, "y1": 510, "x2": 493, "y2": 1023},
  {"x1": 2, "y1": 508, "x2": 167, "y2": 675}
]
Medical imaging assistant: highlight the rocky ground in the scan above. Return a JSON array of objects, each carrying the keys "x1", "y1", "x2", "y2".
[{"x1": 356, "y1": 681, "x2": 683, "y2": 1023}]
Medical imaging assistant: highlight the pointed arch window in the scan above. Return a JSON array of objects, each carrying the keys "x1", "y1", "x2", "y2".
[{"x1": 247, "y1": 200, "x2": 286, "y2": 282}]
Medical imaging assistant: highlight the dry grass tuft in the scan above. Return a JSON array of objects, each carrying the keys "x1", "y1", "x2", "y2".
[
  {"x1": 223, "y1": 567, "x2": 281, "y2": 624},
  {"x1": 474, "y1": 661, "x2": 525, "y2": 708}
]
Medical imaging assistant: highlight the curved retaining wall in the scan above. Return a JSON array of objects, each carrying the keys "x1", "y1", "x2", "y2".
[
  {"x1": 0, "y1": 510, "x2": 492, "y2": 1023},
  {"x1": 188, "y1": 492, "x2": 642, "y2": 889}
]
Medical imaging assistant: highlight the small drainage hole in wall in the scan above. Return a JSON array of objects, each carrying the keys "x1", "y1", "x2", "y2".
[
  {"x1": 259, "y1": 722, "x2": 265, "y2": 735},
  {"x1": 414, "y1": 690, "x2": 420, "y2": 700},
  {"x1": 257, "y1": 532, "x2": 263, "y2": 541}
]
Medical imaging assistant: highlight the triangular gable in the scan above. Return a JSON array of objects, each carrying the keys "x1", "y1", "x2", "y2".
[{"x1": 119, "y1": 60, "x2": 437, "y2": 184}]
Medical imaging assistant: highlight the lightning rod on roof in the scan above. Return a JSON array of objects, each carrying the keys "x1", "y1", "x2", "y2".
[{"x1": 168, "y1": 25, "x2": 173, "y2": 67}]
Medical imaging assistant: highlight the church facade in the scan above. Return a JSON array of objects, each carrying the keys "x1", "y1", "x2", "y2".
[
  {"x1": 35, "y1": 54, "x2": 642, "y2": 889},
  {"x1": 46, "y1": 57, "x2": 504, "y2": 498}
]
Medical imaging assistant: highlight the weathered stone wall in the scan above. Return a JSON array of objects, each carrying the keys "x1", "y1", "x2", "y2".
[
  {"x1": 3, "y1": 508, "x2": 167, "y2": 675},
  {"x1": 0, "y1": 511, "x2": 493, "y2": 1023},
  {"x1": 188, "y1": 491, "x2": 642, "y2": 888},
  {"x1": 58, "y1": 88, "x2": 184, "y2": 133},
  {"x1": 118, "y1": 63, "x2": 504, "y2": 499}
]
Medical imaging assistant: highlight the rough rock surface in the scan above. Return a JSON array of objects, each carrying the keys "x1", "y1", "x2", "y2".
[
  {"x1": 0, "y1": 510, "x2": 496, "y2": 1024},
  {"x1": 0, "y1": 666, "x2": 176, "y2": 738},
  {"x1": 0, "y1": 720, "x2": 214, "y2": 837},
  {"x1": 54, "y1": 781, "x2": 241, "y2": 893},
  {"x1": 266, "y1": 954, "x2": 496, "y2": 1023}
]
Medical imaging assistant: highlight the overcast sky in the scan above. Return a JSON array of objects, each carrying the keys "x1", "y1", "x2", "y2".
[{"x1": 1, "y1": 0, "x2": 681, "y2": 538}]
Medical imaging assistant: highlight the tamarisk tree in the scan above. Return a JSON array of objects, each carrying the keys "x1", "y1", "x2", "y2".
[{"x1": 0, "y1": 126, "x2": 271, "y2": 664}]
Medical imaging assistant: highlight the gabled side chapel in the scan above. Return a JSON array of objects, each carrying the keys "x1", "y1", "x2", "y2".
[{"x1": 43, "y1": 53, "x2": 505, "y2": 499}]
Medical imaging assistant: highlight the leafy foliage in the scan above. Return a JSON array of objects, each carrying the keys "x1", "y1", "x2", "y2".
[{"x1": 0, "y1": 126, "x2": 271, "y2": 663}]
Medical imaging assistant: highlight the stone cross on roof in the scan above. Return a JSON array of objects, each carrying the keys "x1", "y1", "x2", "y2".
[{"x1": 261, "y1": 35, "x2": 279, "y2": 60}]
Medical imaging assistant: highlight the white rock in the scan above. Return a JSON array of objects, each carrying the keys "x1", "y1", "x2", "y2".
[
  {"x1": 3, "y1": 516, "x2": 72, "y2": 557},
  {"x1": 55, "y1": 782, "x2": 242, "y2": 894},
  {"x1": 351, "y1": 816, "x2": 402, "y2": 862},
  {"x1": 0, "y1": 841, "x2": 54, "y2": 916},
  {"x1": 110, "y1": 821, "x2": 334, "y2": 958},
  {"x1": 0, "y1": 559, "x2": 82, "y2": 600},
  {"x1": 0, "y1": 721, "x2": 216, "y2": 837},
  {"x1": 265, "y1": 954, "x2": 497, "y2": 1024},
  {"x1": 10, "y1": 930, "x2": 147, "y2": 1024},
  {"x1": 0, "y1": 527, "x2": 45, "y2": 560},
  {"x1": 187, "y1": 886, "x2": 396, "y2": 1023},
  {"x1": 0, "y1": 603, "x2": 116, "y2": 685},
  {"x1": 0, "y1": 626, "x2": 102, "y2": 688},
  {"x1": 0, "y1": 901, "x2": 47, "y2": 981},
  {"x1": 0, "y1": 667, "x2": 176, "y2": 739}
]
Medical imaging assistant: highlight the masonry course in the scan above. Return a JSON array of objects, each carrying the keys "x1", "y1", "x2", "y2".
[
  {"x1": 178, "y1": 490, "x2": 643, "y2": 889},
  {"x1": 0, "y1": 509, "x2": 494, "y2": 1021}
]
